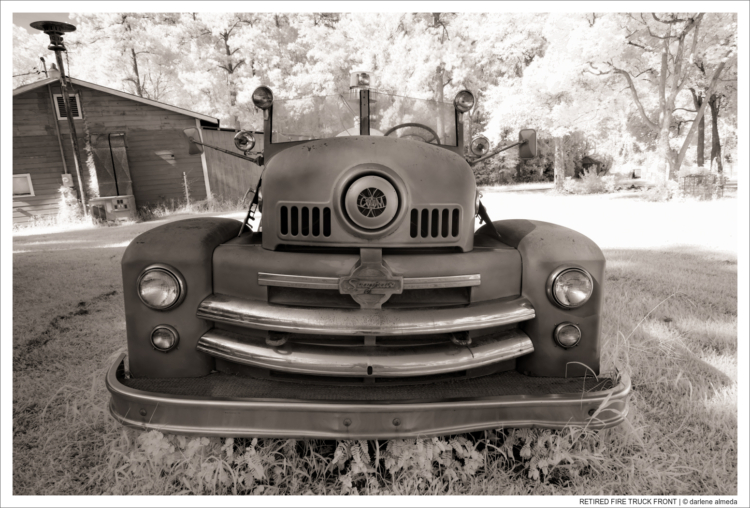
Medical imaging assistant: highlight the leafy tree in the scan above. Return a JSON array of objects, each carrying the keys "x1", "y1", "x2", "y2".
[
  {"x1": 484, "y1": 13, "x2": 625, "y2": 189},
  {"x1": 68, "y1": 13, "x2": 181, "y2": 101},
  {"x1": 12, "y1": 26, "x2": 50, "y2": 87},
  {"x1": 587, "y1": 13, "x2": 736, "y2": 180}
]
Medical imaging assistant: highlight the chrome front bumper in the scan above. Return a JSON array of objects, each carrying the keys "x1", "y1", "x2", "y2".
[
  {"x1": 106, "y1": 353, "x2": 631, "y2": 438},
  {"x1": 196, "y1": 328, "x2": 534, "y2": 377},
  {"x1": 197, "y1": 293, "x2": 536, "y2": 336}
]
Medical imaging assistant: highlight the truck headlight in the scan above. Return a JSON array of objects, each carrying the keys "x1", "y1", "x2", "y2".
[
  {"x1": 547, "y1": 267, "x2": 593, "y2": 308},
  {"x1": 137, "y1": 265, "x2": 186, "y2": 310},
  {"x1": 151, "y1": 325, "x2": 179, "y2": 352},
  {"x1": 554, "y1": 323, "x2": 581, "y2": 348}
]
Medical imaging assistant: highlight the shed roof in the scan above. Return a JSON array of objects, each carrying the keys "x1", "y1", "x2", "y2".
[{"x1": 13, "y1": 77, "x2": 219, "y2": 124}]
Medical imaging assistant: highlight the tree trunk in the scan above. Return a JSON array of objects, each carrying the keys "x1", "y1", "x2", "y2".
[
  {"x1": 709, "y1": 94, "x2": 723, "y2": 174},
  {"x1": 690, "y1": 89, "x2": 705, "y2": 167},
  {"x1": 674, "y1": 56, "x2": 730, "y2": 175},
  {"x1": 130, "y1": 48, "x2": 143, "y2": 97},
  {"x1": 554, "y1": 137, "x2": 565, "y2": 191},
  {"x1": 655, "y1": 117, "x2": 672, "y2": 182},
  {"x1": 434, "y1": 65, "x2": 445, "y2": 141}
]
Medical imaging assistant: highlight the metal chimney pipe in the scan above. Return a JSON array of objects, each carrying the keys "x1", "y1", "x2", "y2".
[{"x1": 30, "y1": 21, "x2": 88, "y2": 215}]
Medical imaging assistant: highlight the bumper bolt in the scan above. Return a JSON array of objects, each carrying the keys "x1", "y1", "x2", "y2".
[
  {"x1": 140, "y1": 408, "x2": 147, "y2": 417},
  {"x1": 343, "y1": 418, "x2": 352, "y2": 427},
  {"x1": 392, "y1": 418, "x2": 401, "y2": 427}
]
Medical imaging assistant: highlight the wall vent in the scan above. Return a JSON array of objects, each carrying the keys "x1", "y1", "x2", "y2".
[{"x1": 54, "y1": 94, "x2": 82, "y2": 119}]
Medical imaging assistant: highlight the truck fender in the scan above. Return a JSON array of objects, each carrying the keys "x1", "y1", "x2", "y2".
[
  {"x1": 122, "y1": 218, "x2": 241, "y2": 378},
  {"x1": 477, "y1": 219, "x2": 605, "y2": 377}
]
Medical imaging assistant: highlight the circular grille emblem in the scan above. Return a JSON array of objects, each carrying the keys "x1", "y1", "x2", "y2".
[
  {"x1": 357, "y1": 188, "x2": 387, "y2": 217},
  {"x1": 344, "y1": 176, "x2": 398, "y2": 229}
]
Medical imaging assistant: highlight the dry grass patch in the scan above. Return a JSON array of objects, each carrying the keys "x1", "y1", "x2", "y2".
[{"x1": 12, "y1": 194, "x2": 737, "y2": 495}]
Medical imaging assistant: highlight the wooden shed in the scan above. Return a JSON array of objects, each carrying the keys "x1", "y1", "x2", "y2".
[
  {"x1": 579, "y1": 156, "x2": 605, "y2": 177},
  {"x1": 12, "y1": 76, "x2": 219, "y2": 224}
]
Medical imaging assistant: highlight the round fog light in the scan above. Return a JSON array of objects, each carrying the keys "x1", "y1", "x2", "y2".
[
  {"x1": 554, "y1": 323, "x2": 581, "y2": 348},
  {"x1": 151, "y1": 325, "x2": 179, "y2": 352}
]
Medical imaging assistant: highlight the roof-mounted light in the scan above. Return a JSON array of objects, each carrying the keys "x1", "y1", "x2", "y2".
[
  {"x1": 350, "y1": 70, "x2": 372, "y2": 90},
  {"x1": 454, "y1": 90, "x2": 475, "y2": 113},
  {"x1": 252, "y1": 86, "x2": 274, "y2": 110}
]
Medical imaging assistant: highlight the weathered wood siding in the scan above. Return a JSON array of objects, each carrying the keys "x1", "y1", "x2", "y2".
[
  {"x1": 52, "y1": 83, "x2": 208, "y2": 206},
  {"x1": 201, "y1": 128, "x2": 263, "y2": 203},
  {"x1": 13, "y1": 82, "x2": 210, "y2": 224},
  {"x1": 12, "y1": 86, "x2": 68, "y2": 224}
]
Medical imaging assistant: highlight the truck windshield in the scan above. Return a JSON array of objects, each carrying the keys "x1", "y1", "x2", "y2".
[{"x1": 271, "y1": 91, "x2": 457, "y2": 146}]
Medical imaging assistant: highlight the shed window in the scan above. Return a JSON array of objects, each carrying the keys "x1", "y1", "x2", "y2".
[
  {"x1": 53, "y1": 94, "x2": 82, "y2": 120},
  {"x1": 13, "y1": 174, "x2": 35, "y2": 197}
]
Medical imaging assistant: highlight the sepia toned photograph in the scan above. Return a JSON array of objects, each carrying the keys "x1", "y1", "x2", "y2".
[{"x1": 4, "y1": 2, "x2": 746, "y2": 502}]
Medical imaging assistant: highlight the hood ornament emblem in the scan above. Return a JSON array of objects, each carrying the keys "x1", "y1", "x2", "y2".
[
  {"x1": 357, "y1": 188, "x2": 387, "y2": 217},
  {"x1": 339, "y1": 248, "x2": 403, "y2": 309}
]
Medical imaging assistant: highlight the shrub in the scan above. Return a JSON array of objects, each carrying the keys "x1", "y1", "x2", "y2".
[
  {"x1": 562, "y1": 169, "x2": 606, "y2": 195},
  {"x1": 57, "y1": 186, "x2": 86, "y2": 224},
  {"x1": 642, "y1": 180, "x2": 679, "y2": 202}
]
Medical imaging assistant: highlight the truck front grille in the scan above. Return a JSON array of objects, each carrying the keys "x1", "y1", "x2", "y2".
[
  {"x1": 280, "y1": 205, "x2": 331, "y2": 238},
  {"x1": 410, "y1": 208, "x2": 460, "y2": 239},
  {"x1": 267, "y1": 286, "x2": 471, "y2": 309}
]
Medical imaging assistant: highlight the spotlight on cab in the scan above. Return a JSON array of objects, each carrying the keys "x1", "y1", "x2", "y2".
[
  {"x1": 234, "y1": 130, "x2": 256, "y2": 152},
  {"x1": 470, "y1": 136, "x2": 490, "y2": 156},
  {"x1": 454, "y1": 90, "x2": 475, "y2": 113}
]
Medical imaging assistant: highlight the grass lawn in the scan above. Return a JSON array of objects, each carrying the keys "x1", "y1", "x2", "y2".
[{"x1": 12, "y1": 188, "x2": 738, "y2": 495}]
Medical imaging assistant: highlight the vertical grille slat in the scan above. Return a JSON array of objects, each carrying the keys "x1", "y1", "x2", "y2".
[
  {"x1": 291, "y1": 206, "x2": 299, "y2": 236},
  {"x1": 312, "y1": 207, "x2": 321, "y2": 236},
  {"x1": 451, "y1": 209, "x2": 460, "y2": 237},
  {"x1": 441, "y1": 209, "x2": 449, "y2": 237},
  {"x1": 323, "y1": 207, "x2": 332, "y2": 237},
  {"x1": 431, "y1": 209, "x2": 439, "y2": 238},
  {"x1": 410, "y1": 209, "x2": 418, "y2": 238},
  {"x1": 420, "y1": 209, "x2": 429, "y2": 238},
  {"x1": 280, "y1": 206, "x2": 289, "y2": 235},
  {"x1": 301, "y1": 207, "x2": 310, "y2": 236}
]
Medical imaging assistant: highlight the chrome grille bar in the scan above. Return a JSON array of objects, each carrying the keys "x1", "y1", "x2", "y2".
[
  {"x1": 258, "y1": 272, "x2": 480, "y2": 290},
  {"x1": 197, "y1": 294, "x2": 535, "y2": 336},
  {"x1": 197, "y1": 328, "x2": 534, "y2": 378}
]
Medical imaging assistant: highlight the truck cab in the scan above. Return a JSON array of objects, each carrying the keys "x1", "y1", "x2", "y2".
[{"x1": 106, "y1": 75, "x2": 630, "y2": 439}]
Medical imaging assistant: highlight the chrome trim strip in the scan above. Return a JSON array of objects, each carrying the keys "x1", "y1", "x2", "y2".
[
  {"x1": 106, "y1": 354, "x2": 632, "y2": 439},
  {"x1": 197, "y1": 294, "x2": 535, "y2": 336},
  {"x1": 257, "y1": 272, "x2": 481, "y2": 290},
  {"x1": 403, "y1": 274, "x2": 481, "y2": 289},
  {"x1": 258, "y1": 273, "x2": 339, "y2": 289},
  {"x1": 196, "y1": 329, "x2": 534, "y2": 378}
]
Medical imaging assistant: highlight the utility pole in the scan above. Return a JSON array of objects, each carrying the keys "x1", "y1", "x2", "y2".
[{"x1": 31, "y1": 21, "x2": 88, "y2": 215}]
